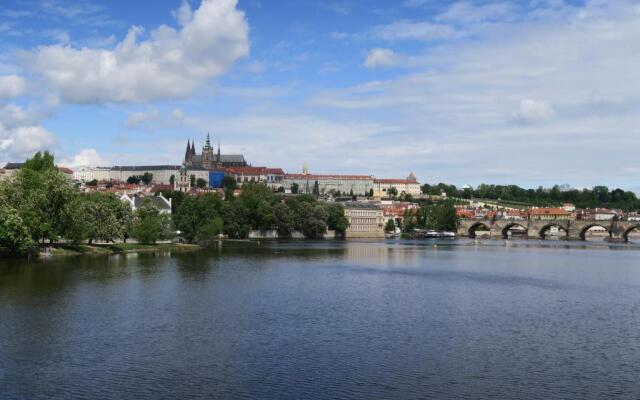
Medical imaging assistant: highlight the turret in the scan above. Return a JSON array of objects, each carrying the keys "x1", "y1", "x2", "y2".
[
  {"x1": 191, "y1": 141, "x2": 196, "y2": 155},
  {"x1": 205, "y1": 132, "x2": 212, "y2": 149}
]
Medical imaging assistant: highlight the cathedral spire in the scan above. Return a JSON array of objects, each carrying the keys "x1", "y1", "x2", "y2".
[
  {"x1": 217, "y1": 138, "x2": 221, "y2": 161},
  {"x1": 205, "y1": 132, "x2": 212, "y2": 149},
  {"x1": 191, "y1": 140, "x2": 195, "y2": 155},
  {"x1": 185, "y1": 140, "x2": 191, "y2": 162}
]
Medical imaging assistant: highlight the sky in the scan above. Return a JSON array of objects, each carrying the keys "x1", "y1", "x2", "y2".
[{"x1": 0, "y1": 0, "x2": 639, "y2": 190}]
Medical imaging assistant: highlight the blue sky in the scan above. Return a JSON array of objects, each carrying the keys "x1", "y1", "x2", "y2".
[{"x1": 1, "y1": 0, "x2": 639, "y2": 191}]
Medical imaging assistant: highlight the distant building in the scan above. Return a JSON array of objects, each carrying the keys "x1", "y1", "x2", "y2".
[
  {"x1": 373, "y1": 173, "x2": 421, "y2": 197},
  {"x1": 283, "y1": 170, "x2": 374, "y2": 195},
  {"x1": 183, "y1": 133, "x2": 247, "y2": 169},
  {"x1": 225, "y1": 166, "x2": 285, "y2": 188},
  {"x1": 175, "y1": 165, "x2": 191, "y2": 193},
  {"x1": 528, "y1": 207, "x2": 573, "y2": 220},
  {"x1": 343, "y1": 202, "x2": 385, "y2": 238}
]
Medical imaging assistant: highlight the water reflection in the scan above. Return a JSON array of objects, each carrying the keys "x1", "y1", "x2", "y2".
[{"x1": 3, "y1": 241, "x2": 640, "y2": 399}]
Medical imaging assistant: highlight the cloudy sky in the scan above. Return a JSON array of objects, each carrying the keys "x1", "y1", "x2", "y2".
[{"x1": 0, "y1": 0, "x2": 639, "y2": 190}]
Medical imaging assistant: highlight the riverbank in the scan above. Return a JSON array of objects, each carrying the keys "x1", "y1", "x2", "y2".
[{"x1": 42, "y1": 243, "x2": 203, "y2": 258}]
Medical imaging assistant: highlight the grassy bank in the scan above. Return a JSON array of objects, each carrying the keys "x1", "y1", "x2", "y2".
[{"x1": 46, "y1": 243, "x2": 202, "y2": 257}]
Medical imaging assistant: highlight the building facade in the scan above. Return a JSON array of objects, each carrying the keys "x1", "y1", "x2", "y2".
[
  {"x1": 283, "y1": 173, "x2": 374, "y2": 195},
  {"x1": 184, "y1": 134, "x2": 247, "y2": 169},
  {"x1": 343, "y1": 202, "x2": 385, "y2": 238},
  {"x1": 373, "y1": 173, "x2": 421, "y2": 197}
]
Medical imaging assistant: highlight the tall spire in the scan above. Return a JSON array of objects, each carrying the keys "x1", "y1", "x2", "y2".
[
  {"x1": 217, "y1": 138, "x2": 221, "y2": 160},
  {"x1": 205, "y1": 132, "x2": 212, "y2": 149},
  {"x1": 185, "y1": 140, "x2": 191, "y2": 161},
  {"x1": 191, "y1": 140, "x2": 195, "y2": 155}
]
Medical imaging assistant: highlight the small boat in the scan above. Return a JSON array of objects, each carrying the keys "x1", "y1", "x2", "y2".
[{"x1": 424, "y1": 230, "x2": 457, "y2": 239}]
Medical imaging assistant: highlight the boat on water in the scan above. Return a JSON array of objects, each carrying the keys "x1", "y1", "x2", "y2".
[{"x1": 424, "y1": 230, "x2": 457, "y2": 239}]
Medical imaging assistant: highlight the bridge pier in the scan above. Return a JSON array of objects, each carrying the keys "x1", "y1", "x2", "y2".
[{"x1": 457, "y1": 219, "x2": 640, "y2": 242}]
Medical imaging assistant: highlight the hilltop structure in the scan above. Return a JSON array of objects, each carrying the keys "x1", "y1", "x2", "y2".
[{"x1": 183, "y1": 133, "x2": 247, "y2": 169}]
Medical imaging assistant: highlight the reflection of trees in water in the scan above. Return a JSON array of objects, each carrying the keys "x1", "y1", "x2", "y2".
[{"x1": 344, "y1": 243, "x2": 418, "y2": 265}]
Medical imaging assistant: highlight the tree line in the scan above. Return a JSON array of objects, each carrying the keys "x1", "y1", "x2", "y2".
[
  {"x1": 0, "y1": 152, "x2": 350, "y2": 254},
  {"x1": 422, "y1": 183, "x2": 640, "y2": 210},
  {"x1": 0, "y1": 152, "x2": 173, "y2": 254}
]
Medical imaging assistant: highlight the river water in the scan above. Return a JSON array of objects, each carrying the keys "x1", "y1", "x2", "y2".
[{"x1": 2, "y1": 239, "x2": 640, "y2": 399}]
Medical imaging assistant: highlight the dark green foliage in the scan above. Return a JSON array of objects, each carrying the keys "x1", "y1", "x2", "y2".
[
  {"x1": 131, "y1": 199, "x2": 172, "y2": 244},
  {"x1": 140, "y1": 172, "x2": 153, "y2": 185},
  {"x1": 196, "y1": 178, "x2": 207, "y2": 189},
  {"x1": 127, "y1": 176, "x2": 141, "y2": 185},
  {"x1": 326, "y1": 203, "x2": 349, "y2": 233},
  {"x1": 421, "y1": 183, "x2": 640, "y2": 211},
  {"x1": 222, "y1": 176, "x2": 237, "y2": 190},
  {"x1": 385, "y1": 219, "x2": 396, "y2": 233},
  {"x1": 291, "y1": 182, "x2": 299, "y2": 194}
]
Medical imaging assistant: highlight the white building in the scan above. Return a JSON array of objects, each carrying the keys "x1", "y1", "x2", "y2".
[
  {"x1": 283, "y1": 173, "x2": 374, "y2": 196},
  {"x1": 373, "y1": 173, "x2": 421, "y2": 197},
  {"x1": 343, "y1": 202, "x2": 385, "y2": 238}
]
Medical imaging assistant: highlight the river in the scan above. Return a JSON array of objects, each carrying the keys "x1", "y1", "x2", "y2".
[{"x1": 2, "y1": 239, "x2": 640, "y2": 399}]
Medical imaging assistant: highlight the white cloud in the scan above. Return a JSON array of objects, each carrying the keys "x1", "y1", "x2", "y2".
[
  {"x1": 364, "y1": 48, "x2": 397, "y2": 68},
  {"x1": 21, "y1": 0, "x2": 249, "y2": 103},
  {"x1": 374, "y1": 20, "x2": 459, "y2": 42},
  {"x1": 309, "y1": 0, "x2": 640, "y2": 187},
  {"x1": 62, "y1": 148, "x2": 106, "y2": 167},
  {"x1": 0, "y1": 124, "x2": 57, "y2": 161},
  {"x1": 0, "y1": 75, "x2": 26, "y2": 99},
  {"x1": 513, "y1": 99, "x2": 555, "y2": 123}
]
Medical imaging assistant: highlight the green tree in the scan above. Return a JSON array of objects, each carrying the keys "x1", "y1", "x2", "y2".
[
  {"x1": 173, "y1": 193, "x2": 223, "y2": 242},
  {"x1": 196, "y1": 217, "x2": 224, "y2": 241},
  {"x1": 141, "y1": 172, "x2": 153, "y2": 185},
  {"x1": 291, "y1": 182, "x2": 299, "y2": 194},
  {"x1": 426, "y1": 201, "x2": 459, "y2": 231},
  {"x1": 127, "y1": 176, "x2": 141, "y2": 185},
  {"x1": 384, "y1": 219, "x2": 396, "y2": 233},
  {"x1": 0, "y1": 205, "x2": 35, "y2": 254},
  {"x1": 274, "y1": 203, "x2": 294, "y2": 238},
  {"x1": 326, "y1": 203, "x2": 349, "y2": 234},
  {"x1": 169, "y1": 175, "x2": 175, "y2": 186},
  {"x1": 222, "y1": 176, "x2": 237, "y2": 190},
  {"x1": 295, "y1": 202, "x2": 328, "y2": 239},
  {"x1": 22, "y1": 151, "x2": 55, "y2": 172},
  {"x1": 196, "y1": 178, "x2": 207, "y2": 189},
  {"x1": 312, "y1": 180, "x2": 320, "y2": 197},
  {"x1": 131, "y1": 200, "x2": 173, "y2": 244},
  {"x1": 388, "y1": 187, "x2": 398, "y2": 199}
]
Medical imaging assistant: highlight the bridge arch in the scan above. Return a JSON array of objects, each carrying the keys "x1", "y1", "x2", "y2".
[
  {"x1": 501, "y1": 222, "x2": 528, "y2": 239},
  {"x1": 623, "y1": 225, "x2": 640, "y2": 242},
  {"x1": 468, "y1": 222, "x2": 491, "y2": 238},
  {"x1": 579, "y1": 224, "x2": 610, "y2": 241},
  {"x1": 538, "y1": 224, "x2": 568, "y2": 239}
]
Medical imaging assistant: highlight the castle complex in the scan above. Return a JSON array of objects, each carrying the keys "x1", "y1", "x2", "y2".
[{"x1": 183, "y1": 133, "x2": 247, "y2": 169}]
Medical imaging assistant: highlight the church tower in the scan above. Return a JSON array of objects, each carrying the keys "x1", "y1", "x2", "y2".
[
  {"x1": 201, "y1": 132, "x2": 215, "y2": 169},
  {"x1": 184, "y1": 140, "x2": 193, "y2": 166},
  {"x1": 175, "y1": 164, "x2": 191, "y2": 193}
]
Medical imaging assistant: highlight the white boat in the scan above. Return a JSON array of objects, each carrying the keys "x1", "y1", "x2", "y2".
[{"x1": 424, "y1": 230, "x2": 457, "y2": 239}]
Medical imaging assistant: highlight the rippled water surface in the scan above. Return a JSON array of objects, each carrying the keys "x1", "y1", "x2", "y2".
[{"x1": 2, "y1": 240, "x2": 640, "y2": 399}]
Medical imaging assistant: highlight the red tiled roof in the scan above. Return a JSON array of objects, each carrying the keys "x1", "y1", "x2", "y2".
[
  {"x1": 57, "y1": 167, "x2": 73, "y2": 174},
  {"x1": 285, "y1": 173, "x2": 373, "y2": 180},
  {"x1": 529, "y1": 208, "x2": 570, "y2": 216},
  {"x1": 375, "y1": 178, "x2": 418, "y2": 184}
]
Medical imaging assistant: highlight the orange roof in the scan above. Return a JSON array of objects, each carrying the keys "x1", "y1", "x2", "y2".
[
  {"x1": 225, "y1": 166, "x2": 283, "y2": 175},
  {"x1": 58, "y1": 167, "x2": 73, "y2": 174},
  {"x1": 285, "y1": 173, "x2": 373, "y2": 180},
  {"x1": 529, "y1": 207, "x2": 570, "y2": 216},
  {"x1": 375, "y1": 178, "x2": 418, "y2": 184}
]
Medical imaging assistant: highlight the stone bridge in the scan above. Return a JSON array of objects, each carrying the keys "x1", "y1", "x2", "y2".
[{"x1": 457, "y1": 219, "x2": 640, "y2": 242}]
